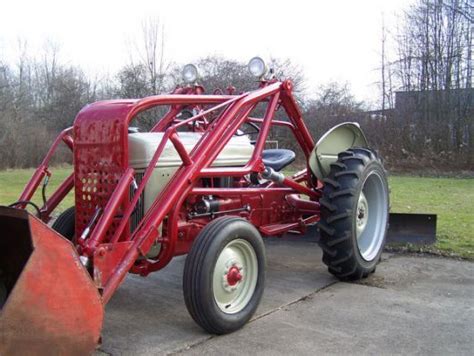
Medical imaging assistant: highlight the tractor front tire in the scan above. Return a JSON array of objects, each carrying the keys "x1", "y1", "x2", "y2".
[
  {"x1": 52, "y1": 207, "x2": 75, "y2": 242},
  {"x1": 319, "y1": 148, "x2": 389, "y2": 280},
  {"x1": 183, "y1": 216, "x2": 266, "y2": 334}
]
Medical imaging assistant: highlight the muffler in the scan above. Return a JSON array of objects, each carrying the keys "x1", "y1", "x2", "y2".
[{"x1": 0, "y1": 207, "x2": 103, "y2": 356}]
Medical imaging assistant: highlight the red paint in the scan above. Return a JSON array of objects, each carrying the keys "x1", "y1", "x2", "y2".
[
  {"x1": 0, "y1": 207, "x2": 103, "y2": 355},
  {"x1": 7, "y1": 79, "x2": 325, "y2": 349},
  {"x1": 226, "y1": 266, "x2": 242, "y2": 286}
]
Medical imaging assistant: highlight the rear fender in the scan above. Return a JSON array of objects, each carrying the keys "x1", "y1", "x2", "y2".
[{"x1": 309, "y1": 122, "x2": 368, "y2": 180}]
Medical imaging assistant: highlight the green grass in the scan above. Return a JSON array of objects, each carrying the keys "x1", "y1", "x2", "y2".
[
  {"x1": 0, "y1": 168, "x2": 472, "y2": 258},
  {"x1": 388, "y1": 176, "x2": 474, "y2": 259},
  {"x1": 0, "y1": 167, "x2": 74, "y2": 215}
]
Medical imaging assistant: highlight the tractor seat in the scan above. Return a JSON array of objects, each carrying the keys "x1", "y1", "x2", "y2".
[{"x1": 262, "y1": 149, "x2": 296, "y2": 171}]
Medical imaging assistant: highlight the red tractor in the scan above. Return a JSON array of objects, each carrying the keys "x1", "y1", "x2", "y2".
[{"x1": 0, "y1": 57, "x2": 389, "y2": 355}]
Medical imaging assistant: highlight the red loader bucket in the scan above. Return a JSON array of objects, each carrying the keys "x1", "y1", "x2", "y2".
[{"x1": 0, "y1": 207, "x2": 103, "y2": 355}]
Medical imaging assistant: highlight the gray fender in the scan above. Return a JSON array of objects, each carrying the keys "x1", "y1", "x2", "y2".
[{"x1": 309, "y1": 122, "x2": 368, "y2": 180}]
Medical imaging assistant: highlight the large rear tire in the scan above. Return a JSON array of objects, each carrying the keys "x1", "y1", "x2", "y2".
[
  {"x1": 52, "y1": 207, "x2": 75, "y2": 242},
  {"x1": 0, "y1": 274, "x2": 6, "y2": 309},
  {"x1": 318, "y1": 148, "x2": 389, "y2": 280},
  {"x1": 183, "y1": 216, "x2": 266, "y2": 334}
]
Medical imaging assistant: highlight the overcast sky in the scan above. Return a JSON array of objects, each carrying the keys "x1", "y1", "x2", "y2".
[{"x1": 0, "y1": 0, "x2": 414, "y2": 106}]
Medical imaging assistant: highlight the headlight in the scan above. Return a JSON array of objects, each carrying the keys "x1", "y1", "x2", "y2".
[
  {"x1": 248, "y1": 56, "x2": 267, "y2": 78},
  {"x1": 182, "y1": 64, "x2": 199, "y2": 84}
]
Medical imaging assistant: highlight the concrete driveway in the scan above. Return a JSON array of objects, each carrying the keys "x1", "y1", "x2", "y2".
[{"x1": 97, "y1": 232, "x2": 474, "y2": 355}]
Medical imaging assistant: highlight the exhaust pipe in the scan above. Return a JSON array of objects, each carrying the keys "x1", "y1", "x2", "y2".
[{"x1": 0, "y1": 207, "x2": 103, "y2": 355}]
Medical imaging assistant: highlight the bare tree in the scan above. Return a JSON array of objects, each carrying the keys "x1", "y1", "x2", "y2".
[
  {"x1": 140, "y1": 18, "x2": 166, "y2": 94},
  {"x1": 121, "y1": 17, "x2": 167, "y2": 97},
  {"x1": 384, "y1": 0, "x2": 473, "y2": 165},
  {"x1": 379, "y1": 15, "x2": 395, "y2": 111}
]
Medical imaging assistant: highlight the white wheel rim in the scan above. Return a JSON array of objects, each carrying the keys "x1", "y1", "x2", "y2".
[
  {"x1": 356, "y1": 171, "x2": 388, "y2": 261},
  {"x1": 212, "y1": 238, "x2": 258, "y2": 314}
]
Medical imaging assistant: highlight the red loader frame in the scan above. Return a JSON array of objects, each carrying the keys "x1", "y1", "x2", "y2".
[{"x1": 16, "y1": 79, "x2": 320, "y2": 303}]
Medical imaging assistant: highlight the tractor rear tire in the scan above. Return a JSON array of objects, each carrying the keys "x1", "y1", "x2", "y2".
[
  {"x1": 0, "y1": 274, "x2": 6, "y2": 309},
  {"x1": 318, "y1": 148, "x2": 389, "y2": 281},
  {"x1": 52, "y1": 207, "x2": 75, "y2": 242},
  {"x1": 183, "y1": 216, "x2": 266, "y2": 334}
]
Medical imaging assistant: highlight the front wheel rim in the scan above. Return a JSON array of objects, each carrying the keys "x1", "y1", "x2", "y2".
[
  {"x1": 212, "y1": 238, "x2": 258, "y2": 314},
  {"x1": 356, "y1": 171, "x2": 388, "y2": 261}
]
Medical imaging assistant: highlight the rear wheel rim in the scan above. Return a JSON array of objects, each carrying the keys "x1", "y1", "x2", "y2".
[
  {"x1": 212, "y1": 238, "x2": 258, "y2": 314},
  {"x1": 356, "y1": 171, "x2": 388, "y2": 261}
]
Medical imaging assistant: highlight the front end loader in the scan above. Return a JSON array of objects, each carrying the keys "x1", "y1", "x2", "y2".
[{"x1": 1, "y1": 57, "x2": 399, "y2": 354}]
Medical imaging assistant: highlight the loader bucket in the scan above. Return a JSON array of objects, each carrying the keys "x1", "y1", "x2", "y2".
[{"x1": 0, "y1": 207, "x2": 103, "y2": 356}]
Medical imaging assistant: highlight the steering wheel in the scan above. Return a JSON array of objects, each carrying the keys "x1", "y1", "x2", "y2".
[
  {"x1": 235, "y1": 122, "x2": 260, "y2": 136},
  {"x1": 177, "y1": 109, "x2": 208, "y2": 132}
]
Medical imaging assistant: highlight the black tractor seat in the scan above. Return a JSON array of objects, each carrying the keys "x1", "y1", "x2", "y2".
[{"x1": 262, "y1": 149, "x2": 296, "y2": 171}]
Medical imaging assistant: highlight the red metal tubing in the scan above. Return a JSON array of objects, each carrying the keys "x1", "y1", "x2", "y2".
[
  {"x1": 103, "y1": 83, "x2": 283, "y2": 301},
  {"x1": 280, "y1": 83, "x2": 315, "y2": 158},
  {"x1": 151, "y1": 93, "x2": 246, "y2": 133},
  {"x1": 196, "y1": 105, "x2": 263, "y2": 177},
  {"x1": 84, "y1": 168, "x2": 135, "y2": 254},
  {"x1": 281, "y1": 177, "x2": 320, "y2": 199},
  {"x1": 247, "y1": 117, "x2": 295, "y2": 129},
  {"x1": 259, "y1": 214, "x2": 319, "y2": 236},
  {"x1": 169, "y1": 133, "x2": 193, "y2": 166},
  {"x1": 62, "y1": 133, "x2": 74, "y2": 150},
  {"x1": 193, "y1": 85, "x2": 282, "y2": 178},
  {"x1": 173, "y1": 94, "x2": 247, "y2": 130},
  {"x1": 143, "y1": 187, "x2": 190, "y2": 274},
  {"x1": 18, "y1": 165, "x2": 48, "y2": 205},
  {"x1": 191, "y1": 187, "x2": 297, "y2": 195},
  {"x1": 127, "y1": 94, "x2": 236, "y2": 123},
  {"x1": 251, "y1": 92, "x2": 280, "y2": 162},
  {"x1": 39, "y1": 129, "x2": 72, "y2": 166},
  {"x1": 199, "y1": 152, "x2": 265, "y2": 177},
  {"x1": 18, "y1": 128, "x2": 73, "y2": 204},
  {"x1": 110, "y1": 129, "x2": 174, "y2": 244},
  {"x1": 151, "y1": 86, "x2": 196, "y2": 132},
  {"x1": 285, "y1": 194, "x2": 320, "y2": 214},
  {"x1": 291, "y1": 168, "x2": 308, "y2": 182},
  {"x1": 151, "y1": 106, "x2": 182, "y2": 132},
  {"x1": 40, "y1": 173, "x2": 74, "y2": 218}
]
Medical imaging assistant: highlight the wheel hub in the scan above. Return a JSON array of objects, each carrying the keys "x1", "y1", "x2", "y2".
[
  {"x1": 356, "y1": 191, "x2": 369, "y2": 239},
  {"x1": 213, "y1": 239, "x2": 258, "y2": 314},
  {"x1": 226, "y1": 266, "x2": 243, "y2": 287},
  {"x1": 221, "y1": 260, "x2": 243, "y2": 292}
]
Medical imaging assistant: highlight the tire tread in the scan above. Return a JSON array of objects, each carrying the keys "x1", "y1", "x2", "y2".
[{"x1": 318, "y1": 148, "x2": 388, "y2": 281}]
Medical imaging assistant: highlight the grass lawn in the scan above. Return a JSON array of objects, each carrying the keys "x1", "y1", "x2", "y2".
[
  {"x1": 0, "y1": 168, "x2": 472, "y2": 258},
  {"x1": 388, "y1": 176, "x2": 474, "y2": 259},
  {"x1": 0, "y1": 167, "x2": 74, "y2": 214}
]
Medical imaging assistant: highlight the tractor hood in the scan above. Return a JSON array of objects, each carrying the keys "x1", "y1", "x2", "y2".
[{"x1": 129, "y1": 132, "x2": 254, "y2": 169}]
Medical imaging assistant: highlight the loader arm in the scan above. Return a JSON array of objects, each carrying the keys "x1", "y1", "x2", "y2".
[{"x1": 0, "y1": 79, "x2": 319, "y2": 354}]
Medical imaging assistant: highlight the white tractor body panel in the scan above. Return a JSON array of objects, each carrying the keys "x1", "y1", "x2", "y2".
[
  {"x1": 129, "y1": 131, "x2": 253, "y2": 215},
  {"x1": 128, "y1": 132, "x2": 253, "y2": 257}
]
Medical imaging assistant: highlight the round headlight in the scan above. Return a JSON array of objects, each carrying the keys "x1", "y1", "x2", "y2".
[
  {"x1": 248, "y1": 56, "x2": 267, "y2": 78},
  {"x1": 182, "y1": 64, "x2": 199, "y2": 84}
]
